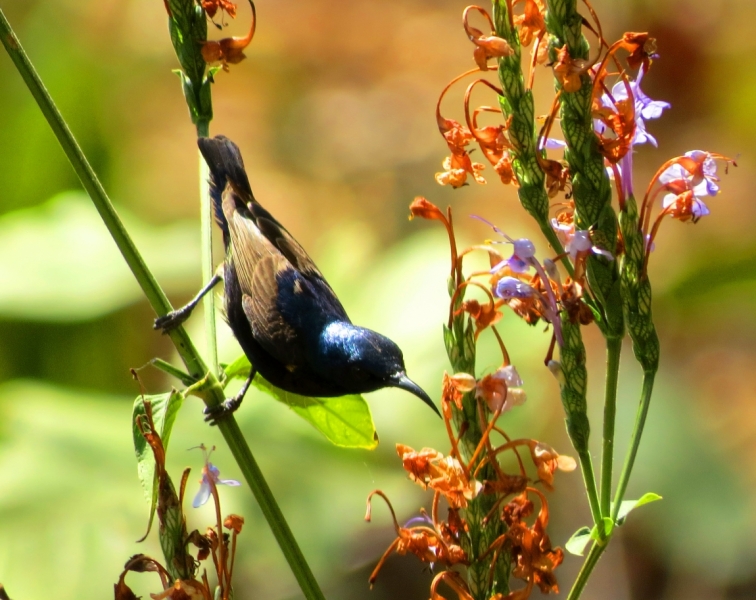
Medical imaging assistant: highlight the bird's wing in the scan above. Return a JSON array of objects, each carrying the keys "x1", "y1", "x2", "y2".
[
  {"x1": 227, "y1": 205, "x2": 308, "y2": 366},
  {"x1": 246, "y1": 201, "x2": 326, "y2": 282}
]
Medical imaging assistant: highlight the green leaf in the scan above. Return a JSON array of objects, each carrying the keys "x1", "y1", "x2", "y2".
[
  {"x1": 132, "y1": 390, "x2": 185, "y2": 528},
  {"x1": 223, "y1": 354, "x2": 378, "y2": 449},
  {"x1": 594, "y1": 517, "x2": 615, "y2": 539},
  {"x1": 615, "y1": 492, "x2": 663, "y2": 525},
  {"x1": 565, "y1": 526, "x2": 592, "y2": 556},
  {"x1": 221, "y1": 353, "x2": 253, "y2": 385}
]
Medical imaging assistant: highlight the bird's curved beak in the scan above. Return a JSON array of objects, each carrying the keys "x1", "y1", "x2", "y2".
[{"x1": 392, "y1": 372, "x2": 441, "y2": 417}]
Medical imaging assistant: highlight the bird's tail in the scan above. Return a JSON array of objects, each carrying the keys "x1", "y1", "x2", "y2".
[{"x1": 197, "y1": 135, "x2": 254, "y2": 240}]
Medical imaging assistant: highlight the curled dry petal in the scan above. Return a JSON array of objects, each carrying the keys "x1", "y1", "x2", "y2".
[
  {"x1": 553, "y1": 45, "x2": 588, "y2": 93},
  {"x1": 531, "y1": 442, "x2": 576, "y2": 489},
  {"x1": 409, "y1": 196, "x2": 446, "y2": 222},
  {"x1": 396, "y1": 444, "x2": 481, "y2": 508},
  {"x1": 223, "y1": 514, "x2": 245, "y2": 533},
  {"x1": 201, "y1": 0, "x2": 256, "y2": 70}
]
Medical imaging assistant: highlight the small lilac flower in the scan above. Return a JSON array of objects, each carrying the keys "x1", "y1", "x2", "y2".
[
  {"x1": 597, "y1": 65, "x2": 670, "y2": 147},
  {"x1": 659, "y1": 150, "x2": 720, "y2": 197},
  {"x1": 494, "y1": 276, "x2": 537, "y2": 300},
  {"x1": 539, "y1": 137, "x2": 567, "y2": 150},
  {"x1": 193, "y1": 462, "x2": 241, "y2": 508},
  {"x1": 568, "y1": 230, "x2": 614, "y2": 261},
  {"x1": 473, "y1": 216, "x2": 536, "y2": 273},
  {"x1": 552, "y1": 220, "x2": 614, "y2": 261}
]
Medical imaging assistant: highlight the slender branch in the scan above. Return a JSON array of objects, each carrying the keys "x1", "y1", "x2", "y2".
[
  {"x1": 0, "y1": 11, "x2": 326, "y2": 600},
  {"x1": 612, "y1": 370, "x2": 656, "y2": 521},
  {"x1": 577, "y1": 449, "x2": 602, "y2": 528},
  {"x1": 600, "y1": 337, "x2": 622, "y2": 520},
  {"x1": 565, "y1": 541, "x2": 607, "y2": 600},
  {"x1": 196, "y1": 119, "x2": 219, "y2": 374}
]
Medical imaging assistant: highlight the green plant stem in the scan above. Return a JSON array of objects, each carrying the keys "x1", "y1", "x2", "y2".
[
  {"x1": 612, "y1": 370, "x2": 656, "y2": 521},
  {"x1": 566, "y1": 541, "x2": 607, "y2": 600},
  {"x1": 600, "y1": 337, "x2": 622, "y2": 520},
  {"x1": 577, "y1": 449, "x2": 602, "y2": 528},
  {"x1": 195, "y1": 118, "x2": 219, "y2": 374},
  {"x1": 0, "y1": 12, "x2": 326, "y2": 600}
]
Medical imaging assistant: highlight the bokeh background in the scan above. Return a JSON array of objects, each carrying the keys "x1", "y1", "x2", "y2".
[{"x1": 1, "y1": 0, "x2": 755, "y2": 598}]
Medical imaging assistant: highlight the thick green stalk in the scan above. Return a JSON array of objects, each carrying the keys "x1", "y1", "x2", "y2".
[
  {"x1": 600, "y1": 337, "x2": 621, "y2": 519},
  {"x1": 577, "y1": 449, "x2": 601, "y2": 528},
  {"x1": 0, "y1": 12, "x2": 325, "y2": 600},
  {"x1": 196, "y1": 119, "x2": 219, "y2": 374},
  {"x1": 612, "y1": 371, "x2": 655, "y2": 520},
  {"x1": 565, "y1": 541, "x2": 607, "y2": 600},
  {"x1": 445, "y1": 317, "x2": 510, "y2": 599}
]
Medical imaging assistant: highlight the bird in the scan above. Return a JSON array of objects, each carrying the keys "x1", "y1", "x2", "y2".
[{"x1": 155, "y1": 135, "x2": 439, "y2": 421}]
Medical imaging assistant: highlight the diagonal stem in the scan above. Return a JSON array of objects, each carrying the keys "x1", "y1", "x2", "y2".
[
  {"x1": 600, "y1": 337, "x2": 622, "y2": 520},
  {"x1": 0, "y1": 11, "x2": 326, "y2": 600},
  {"x1": 196, "y1": 119, "x2": 219, "y2": 374},
  {"x1": 612, "y1": 370, "x2": 656, "y2": 521}
]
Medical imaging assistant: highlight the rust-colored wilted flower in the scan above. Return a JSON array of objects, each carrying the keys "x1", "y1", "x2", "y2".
[
  {"x1": 365, "y1": 491, "x2": 468, "y2": 587},
  {"x1": 201, "y1": 0, "x2": 237, "y2": 19},
  {"x1": 436, "y1": 153, "x2": 487, "y2": 188},
  {"x1": 397, "y1": 444, "x2": 481, "y2": 508},
  {"x1": 223, "y1": 514, "x2": 244, "y2": 534},
  {"x1": 529, "y1": 442, "x2": 577, "y2": 489},
  {"x1": 150, "y1": 579, "x2": 208, "y2": 600},
  {"x1": 443, "y1": 371, "x2": 466, "y2": 411},
  {"x1": 552, "y1": 45, "x2": 588, "y2": 93},
  {"x1": 499, "y1": 490, "x2": 564, "y2": 595},
  {"x1": 513, "y1": 0, "x2": 546, "y2": 47},
  {"x1": 476, "y1": 365, "x2": 527, "y2": 413},
  {"x1": 619, "y1": 32, "x2": 657, "y2": 71},
  {"x1": 463, "y1": 6, "x2": 514, "y2": 70},
  {"x1": 409, "y1": 196, "x2": 446, "y2": 222},
  {"x1": 593, "y1": 83, "x2": 636, "y2": 163},
  {"x1": 201, "y1": 0, "x2": 256, "y2": 70}
]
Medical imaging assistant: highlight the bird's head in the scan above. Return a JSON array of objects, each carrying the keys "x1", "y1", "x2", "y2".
[{"x1": 319, "y1": 322, "x2": 440, "y2": 416}]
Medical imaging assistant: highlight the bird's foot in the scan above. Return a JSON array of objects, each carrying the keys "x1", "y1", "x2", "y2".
[
  {"x1": 203, "y1": 395, "x2": 243, "y2": 426},
  {"x1": 154, "y1": 306, "x2": 193, "y2": 333}
]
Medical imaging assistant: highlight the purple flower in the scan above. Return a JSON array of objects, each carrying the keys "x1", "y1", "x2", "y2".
[
  {"x1": 659, "y1": 150, "x2": 720, "y2": 197},
  {"x1": 597, "y1": 66, "x2": 670, "y2": 147},
  {"x1": 494, "y1": 277, "x2": 536, "y2": 300},
  {"x1": 472, "y1": 216, "x2": 536, "y2": 274},
  {"x1": 193, "y1": 462, "x2": 241, "y2": 508}
]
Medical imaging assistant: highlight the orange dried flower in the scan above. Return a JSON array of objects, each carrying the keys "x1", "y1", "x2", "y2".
[
  {"x1": 552, "y1": 45, "x2": 588, "y2": 93},
  {"x1": 409, "y1": 196, "x2": 446, "y2": 222},
  {"x1": 201, "y1": 0, "x2": 237, "y2": 19},
  {"x1": 463, "y1": 6, "x2": 514, "y2": 70},
  {"x1": 620, "y1": 32, "x2": 657, "y2": 71},
  {"x1": 442, "y1": 371, "x2": 466, "y2": 411},
  {"x1": 223, "y1": 514, "x2": 244, "y2": 534},
  {"x1": 529, "y1": 442, "x2": 576, "y2": 489},
  {"x1": 201, "y1": 0, "x2": 256, "y2": 71},
  {"x1": 513, "y1": 0, "x2": 546, "y2": 47},
  {"x1": 365, "y1": 491, "x2": 468, "y2": 587},
  {"x1": 501, "y1": 491, "x2": 564, "y2": 595},
  {"x1": 435, "y1": 153, "x2": 487, "y2": 188},
  {"x1": 396, "y1": 444, "x2": 481, "y2": 508}
]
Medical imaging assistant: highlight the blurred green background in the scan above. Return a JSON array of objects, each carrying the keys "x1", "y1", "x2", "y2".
[{"x1": 1, "y1": 0, "x2": 755, "y2": 598}]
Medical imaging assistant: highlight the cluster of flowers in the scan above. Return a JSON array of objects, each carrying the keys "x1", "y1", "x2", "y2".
[
  {"x1": 367, "y1": 197, "x2": 577, "y2": 599},
  {"x1": 369, "y1": 0, "x2": 735, "y2": 598},
  {"x1": 367, "y1": 369, "x2": 576, "y2": 599},
  {"x1": 162, "y1": 0, "x2": 256, "y2": 71},
  {"x1": 434, "y1": 3, "x2": 734, "y2": 277},
  {"x1": 115, "y1": 403, "x2": 243, "y2": 600}
]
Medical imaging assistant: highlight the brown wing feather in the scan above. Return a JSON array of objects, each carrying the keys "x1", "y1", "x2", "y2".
[
  {"x1": 248, "y1": 205, "x2": 324, "y2": 281},
  {"x1": 225, "y1": 190, "x2": 308, "y2": 366}
]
